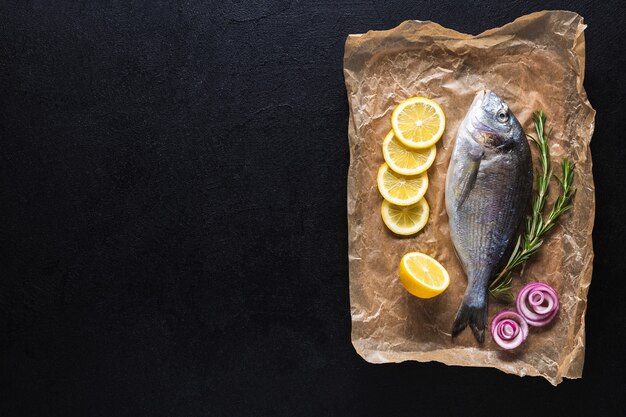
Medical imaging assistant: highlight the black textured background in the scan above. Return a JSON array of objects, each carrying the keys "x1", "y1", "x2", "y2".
[{"x1": 1, "y1": 1, "x2": 625, "y2": 416}]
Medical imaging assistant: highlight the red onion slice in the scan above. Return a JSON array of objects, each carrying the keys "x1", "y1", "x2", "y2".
[
  {"x1": 490, "y1": 311, "x2": 528, "y2": 350},
  {"x1": 516, "y1": 282, "x2": 560, "y2": 327}
]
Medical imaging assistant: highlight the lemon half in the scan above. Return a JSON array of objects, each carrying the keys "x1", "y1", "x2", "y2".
[{"x1": 399, "y1": 252, "x2": 450, "y2": 298}]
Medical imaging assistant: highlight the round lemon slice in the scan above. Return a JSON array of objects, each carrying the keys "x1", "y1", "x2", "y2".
[
  {"x1": 377, "y1": 163, "x2": 428, "y2": 206},
  {"x1": 392, "y1": 97, "x2": 445, "y2": 149},
  {"x1": 399, "y1": 252, "x2": 450, "y2": 298},
  {"x1": 381, "y1": 198, "x2": 429, "y2": 236},
  {"x1": 382, "y1": 130, "x2": 437, "y2": 175}
]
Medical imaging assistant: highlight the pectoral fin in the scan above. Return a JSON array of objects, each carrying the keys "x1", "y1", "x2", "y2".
[{"x1": 454, "y1": 145, "x2": 484, "y2": 208}]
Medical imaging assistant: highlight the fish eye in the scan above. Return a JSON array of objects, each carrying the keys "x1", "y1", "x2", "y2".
[{"x1": 496, "y1": 110, "x2": 509, "y2": 123}]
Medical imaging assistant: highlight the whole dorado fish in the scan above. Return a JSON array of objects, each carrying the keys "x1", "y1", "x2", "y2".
[{"x1": 445, "y1": 90, "x2": 533, "y2": 343}]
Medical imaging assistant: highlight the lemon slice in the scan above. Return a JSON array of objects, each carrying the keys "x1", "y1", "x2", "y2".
[
  {"x1": 382, "y1": 130, "x2": 437, "y2": 175},
  {"x1": 381, "y1": 198, "x2": 429, "y2": 235},
  {"x1": 377, "y1": 163, "x2": 428, "y2": 206},
  {"x1": 399, "y1": 252, "x2": 450, "y2": 298},
  {"x1": 392, "y1": 97, "x2": 445, "y2": 149}
]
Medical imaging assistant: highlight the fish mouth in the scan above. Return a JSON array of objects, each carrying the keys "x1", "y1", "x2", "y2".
[
  {"x1": 470, "y1": 90, "x2": 497, "y2": 134},
  {"x1": 471, "y1": 89, "x2": 492, "y2": 107}
]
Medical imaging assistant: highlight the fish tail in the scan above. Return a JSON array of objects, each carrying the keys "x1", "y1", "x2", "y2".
[{"x1": 451, "y1": 292, "x2": 488, "y2": 343}]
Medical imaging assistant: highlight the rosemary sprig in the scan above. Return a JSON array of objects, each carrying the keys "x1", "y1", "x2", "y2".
[{"x1": 489, "y1": 112, "x2": 576, "y2": 301}]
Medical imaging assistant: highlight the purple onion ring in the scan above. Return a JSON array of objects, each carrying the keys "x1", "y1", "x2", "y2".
[
  {"x1": 516, "y1": 282, "x2": 560, "y2": 327},
  {"x1": 490, "y1": 311, "x2": 529, "y2": 350}
]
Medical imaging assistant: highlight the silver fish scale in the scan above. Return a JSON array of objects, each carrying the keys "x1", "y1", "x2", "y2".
[{"x1": 452, "y1": 153, "x2": 528, "y2": 284}]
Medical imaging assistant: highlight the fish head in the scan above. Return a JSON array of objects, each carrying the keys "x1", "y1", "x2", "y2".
[{"x1": 465, "y1": 90, "x2": 524, "y2": 150}]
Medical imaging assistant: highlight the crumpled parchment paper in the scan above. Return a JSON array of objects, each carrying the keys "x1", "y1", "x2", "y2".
[{"x1": 343, "y1": 11, "x2": 595, "y2": 385}]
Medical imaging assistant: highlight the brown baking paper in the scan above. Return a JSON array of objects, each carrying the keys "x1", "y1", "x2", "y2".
[{"x1": 344, "y1": 11, "x2": 595, "y2": 385}]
